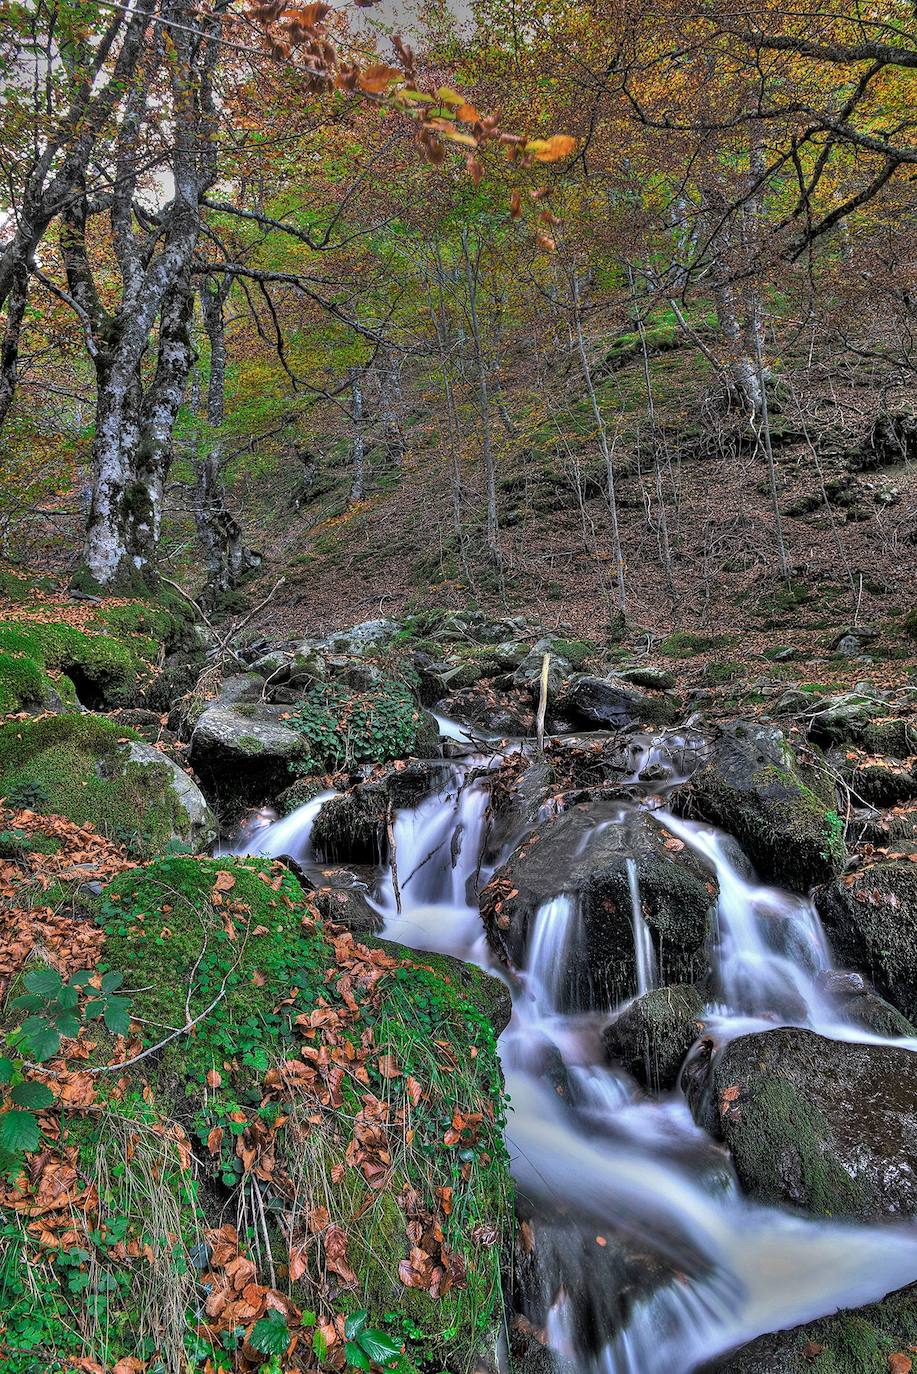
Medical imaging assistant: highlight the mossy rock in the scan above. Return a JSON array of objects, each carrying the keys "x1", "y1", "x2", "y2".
[
  {"x1": 815, "y1": 862, "x2": 917, "y2": 1023},
  {"x1": 676, "y1": 722, "x2": 845, "y2": 892},
  {"x1": 684, "y1": 1027, "x2": 917, "y2": 1220},
  {"x1": 0, "y1": 712, "x2": 214, "y2": 854},
  {"x1": 482, "y1": 802, "x2": 715, "y2": 1010},
  {"x1": 0, "y1": 619, "x2": 153, "y2": 710},
  {"x1": 95, "y1": 855, "x2": 511, "y2": 1368},
  {"x1": 602, "y1": 983, "x2": 705, "y2": 1092}
]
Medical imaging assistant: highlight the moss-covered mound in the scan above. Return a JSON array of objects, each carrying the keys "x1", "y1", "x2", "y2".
[
  {"x1": 77, "y1": 854, "x2": 513, "y2": 1372},
  {"x1": 0, "y1": 713, "x2": 213, "y2": 855},
  {"x1": 0, "y1": 620, "x2": 155, "y2": 712}
]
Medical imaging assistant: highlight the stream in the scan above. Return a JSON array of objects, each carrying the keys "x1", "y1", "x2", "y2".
[{"x1": 232, "y1": 725, "x2": 917, "y2": 1372}]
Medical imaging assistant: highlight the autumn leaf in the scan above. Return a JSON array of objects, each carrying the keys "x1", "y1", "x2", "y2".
[
  {"x1": 527, "y1": 134, "x2": 577, "y2": 162},
  {"x1": 358, "y1": 64, "x2": 402, "y2": 95},
  {"x1": 213, "y1": 871, "x2": 236, "y2": 893}
]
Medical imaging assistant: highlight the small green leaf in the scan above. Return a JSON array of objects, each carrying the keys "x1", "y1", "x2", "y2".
[
  {"x1": 10, "y1": 994, "x2": 44, "y2": 1012},
  {"x1": 103, "y1": 998, "x2": 132, "y2": 1036},
  {"x1": 345, "y1": 1311, "x2": 369, "y2": 1341},
  {"x1": 68, "y1": 971, "x2": 94, "y2": 988},
  {"x1": 250, "y1": 1309, "x2": 289, "y2": 1356},
  {"x1": 100, "y1": 972, "x2": 124, "y2": 993},
  {"x1": 0, "y1": 1109, "x2": 40, "y2": 1152},
  {"x1": 20, "y1": 1018, "x2": 61, "y2": 1062},
  {"x1": 23, "y1": 969, "x2": 62, "y2": 998},
  {"x1": 359, "y1": 1330, "x2": 403, "y2": 1363},
  {"x1": 0, "y1": 1058, "x2": 14, "y2": 1084},
  {"x1": 313, "y1": 1328, "x2": 328, "y2": 1361},
  {"x1": 10, "y1": 1082, "x2": 54, "y2": 1110},
  {"x1": 346, "y1": 1342, "x2": 371, "y2": 1370},
  {"x1": 50, "y1": 1010, "x2": 80, "y2": 1039}
]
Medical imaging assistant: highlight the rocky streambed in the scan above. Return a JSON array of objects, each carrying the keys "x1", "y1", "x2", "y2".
[
  {"x1": 202, "y1": 611, "x2": 917, "y2": 1372},
  {"x1": 3, "y1": 600, "x2": 917, "y2": 1373}
]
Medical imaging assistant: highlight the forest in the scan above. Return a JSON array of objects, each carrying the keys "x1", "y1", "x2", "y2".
[{"x1": 0, "y1": 0, "x2": 916, "y2": 1371}]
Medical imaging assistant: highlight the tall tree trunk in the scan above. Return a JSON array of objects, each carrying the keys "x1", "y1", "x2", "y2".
[
  {"x1": 194, "y1": 276, "x2": 259, "y2": 605},
  {"x1": 0, "y1": 263, "x2": 29, "y2": 430},
  {"x1": 377, "y1": 347, "x2": 404, "y2": 475},
  {"x1": 572, "y1": 273, "x2": 627, "y2": 622},
  {"x1": 348, "y1": 365, "x2": 366, "y2": 505},
  {"x1": 461, "y1": 231, "x2": 498, "y2": 557}
]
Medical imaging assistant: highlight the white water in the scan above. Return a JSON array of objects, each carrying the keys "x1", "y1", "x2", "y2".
[
  {"x1": 236, "y1": 736, "x2": 917, "y2": 1372},
  {"x1": 626, "y1": 858, "x2": 658, "y2": 998}
]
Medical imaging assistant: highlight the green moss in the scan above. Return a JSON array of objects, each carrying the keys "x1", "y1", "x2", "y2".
[
  {"x1": 96, "y1": 855, "x2": 511, "y2": 1368},
  {"x1": 550, "y1": 637, "x2": 596, "y2": 669},
  {"x1": 0, "y1": 647, "x2": 63, "y2": 713},
  {"x1": 0, "y1": 713, "x2": 187, "y2": 854},
  {"x1": 0, "y1": 620, "x2": 151, "y2": 708},
  {"x1": 659, "y1": 631, "x2": 734, "y2": 659},
  {"x1": 729, "y1": 1076, "x2": 861, "y2": 1217}
]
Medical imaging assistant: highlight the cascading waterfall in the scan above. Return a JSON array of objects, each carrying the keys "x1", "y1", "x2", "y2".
[
  {"x1": 625, "y1": 858, "x2": 657, "y2": 998},
  {"x1": 235, "y1": 723, "x2": 917, "y2": 1373}
]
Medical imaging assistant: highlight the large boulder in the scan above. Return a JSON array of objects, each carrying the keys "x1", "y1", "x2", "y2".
[
  {"x1": 481, "y1": 802, "x2": 716, "y2": 1010},
  {"x1": 189, "y1": 699, "x2": 305, "y2": 800},
  {"x1": 602, "y1": 983, "x2": 706, "y2": 1091},
  {"x1": 125, "y1": 740, "x2": 217, "y2": 849},
  {"x1": 697, "y1": 1281, "x2": 917, "y2": 1372},
  {"x1": 311, "y1": 762, "x2": 446, "y2": 865},
  {"x1": 0, "y1": 712, "x2": 215, "y2": 855},
  {"x1": 556, "y1": 675, "x2": 680, "y2": 731},
  {"x1": 815, "y1": 862, "x2": 917, "y2": 1023},
  {"x1": 806, "y1": 696, "x2": 915, "y2": 758},
  {"x1": 674, "y1": 722, "x2": 845, "y2": 891},
  {"x1": 684, "y1": 1027, "x2": 917, "y2": 1219}
]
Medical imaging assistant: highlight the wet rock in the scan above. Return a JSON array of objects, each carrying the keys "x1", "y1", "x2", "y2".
[
  {"x1": 556, "y1": 675, "x2": 680, "y2": 731},
  {"x1": 445, "y1": 683, "x2": 534, "y2": 737},
  {"x1": 815, "y1": 861, "x2": 917, "y2": 1022},
  {"x1": 807, "y1": 698, "x2": 915, "y2": 757},
  {"x1": 849, "y1": 761, "x2": 917, "y2": 807},
  {"x1": 481, "y1": 802, "x2": 716, "y2": 1010},
  {"x1": 685, "y1": 1027, "x2": 917, "y2": 1219},
  {"x1": 673, "y1": 721, "x2": 845, "y2": 892},
  {"x1": 311, "y1": 762, "x2": 445, "y2": 865},
  {"x1": 189, "y1": 700, "x2": 305, "y2": 800},
  {"x1": 602, "y1": 984, "x2": 706, "y2": 1092},
  {"x1": 306, "y1": 867, "x2": 383, "y2": 935},
  {"x1": 697, "y1": 1280, "x2": 917, "y2": 1372}
]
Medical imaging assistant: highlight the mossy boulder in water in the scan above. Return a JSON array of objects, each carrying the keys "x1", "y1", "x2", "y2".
[
  {"x1": 684, "y1": 1027, "x2": 917, "y2": 1219},
  {"x1": 697, "y1": 1281, "x2": 917, "y2": 1372},
  {"x1": 603, "y1": 983, "x2": 706, "y2": 1091},
  {"x1": 815, "y1": 861, "x2": 917, "y2": 1023},
  {"x1": 675, "y1": 721, "x2": 845, "y2": 891},
  {"x1": 481, "y1": 801, "x2": 716, "y2": 1010},
  {"x1": 0, "y1": 711, "x2": 215, "y2": 853}
]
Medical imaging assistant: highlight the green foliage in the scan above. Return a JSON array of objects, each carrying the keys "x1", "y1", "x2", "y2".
[
  {"x1": 0, "y1": 620, "x2": 151, "y2": 708},
  {"x1": 344, "y1": 1310, "x2": 403, "y2": 1369},
  {"x1": 288, "y1": 680, "x2": 422, "y2": 772},
  {"x1": 0, "y1": 968, "x2": 133, "y2": 1172}
]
